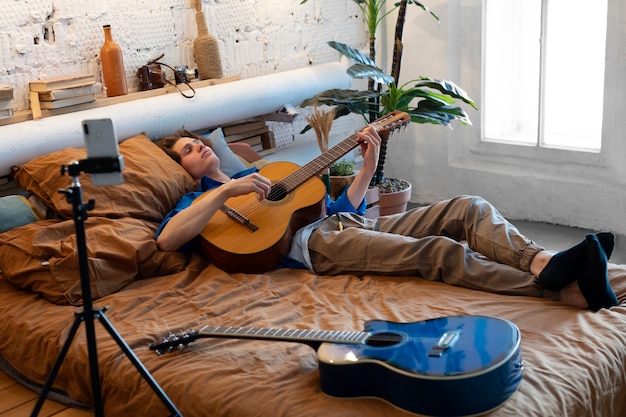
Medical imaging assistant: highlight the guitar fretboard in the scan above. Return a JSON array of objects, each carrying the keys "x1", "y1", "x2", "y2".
[
  {"x1": 269, "y1": 133, "x2": 361, "y2": 200},
  {"x1": 268, "y1": 110, "x2": 409, "y2": 199},
  {"x1": 199, "y1": 325, "x2": 369, "y2": 345}
]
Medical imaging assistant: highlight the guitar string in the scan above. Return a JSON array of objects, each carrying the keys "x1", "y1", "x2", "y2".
[
  {"x1": 192, "y1": 327, "x2": 408, "y2": 344},
  {"x1": 227, "y1": 128, "x2": 400, "y2": 220},
  {"x1": 226, "y1": 115, "x2": 407, "y2": 220},
  {"x1": 159, "y1": 329, "x2": 432, "y2": 349},
  {"x1": 230, "y1": 133, "x2": 361, "y2": 218},
  {"x1": 272, "y1": 112, "x2": 407, "y2": 197}
]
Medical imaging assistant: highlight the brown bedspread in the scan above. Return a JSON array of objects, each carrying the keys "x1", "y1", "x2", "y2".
[{"x1": 1, "y1": 254, "x2": 625, "y2": 417}]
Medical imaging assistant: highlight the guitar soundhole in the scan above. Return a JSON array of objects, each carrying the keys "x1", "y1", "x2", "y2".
[
  {"x1": 365, "y1": 332, "x2": 403, "y2": 347},
  {"x1": 267, "y1": 185, "x2": 288, "y2": 202}
]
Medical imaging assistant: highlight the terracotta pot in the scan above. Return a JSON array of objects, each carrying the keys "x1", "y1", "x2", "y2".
[
  {"x1": 328, "y1": 174, "x2": 356, "y2": 200},
  {"x1": 378, "y1": 180, "x2": 412, "y2": 216}
]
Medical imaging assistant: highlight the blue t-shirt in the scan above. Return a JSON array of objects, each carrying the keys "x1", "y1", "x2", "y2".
[{"x1": 155, "y1": 168, "x2": 366, "y2": 267}]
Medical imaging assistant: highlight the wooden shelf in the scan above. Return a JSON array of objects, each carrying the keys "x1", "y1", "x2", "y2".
[{"x1": 0, "y1": 75, "x2": 240, "y2": 126}]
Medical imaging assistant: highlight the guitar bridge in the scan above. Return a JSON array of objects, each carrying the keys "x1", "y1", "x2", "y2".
[
  {"x1": 220, "y1": 205, "x2": 259, "y2": 232},
  {"x1": 428, "y1": 330, "x2": 461, "y2": 357}
]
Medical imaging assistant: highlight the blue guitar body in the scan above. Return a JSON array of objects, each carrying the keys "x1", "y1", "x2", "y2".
[
  {"x1": 151, "y1": 315, "x2": 522, "y2": 416},
  {"x1": 317, "y1": 316, "x2": 523, "y2": 416}
]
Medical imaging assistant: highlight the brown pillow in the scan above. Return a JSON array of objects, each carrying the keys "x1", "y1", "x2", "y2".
[
  {"x1": 12, "y1": 133, "x2": 195, "y2": 223},
  {"x1": 0, "y1": 217, "x2": 189, "y2": 305}
]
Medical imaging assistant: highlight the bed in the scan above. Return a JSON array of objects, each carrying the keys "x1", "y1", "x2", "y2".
[{"x1": 1, "y1": 130, "x2": 625, "y2": 417}]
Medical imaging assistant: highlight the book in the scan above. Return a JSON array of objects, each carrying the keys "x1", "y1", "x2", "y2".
[
  {"x1": 39, "y1": 94, "x2": 96, "y2": 109},
  {"x1": 224, "y1": 126, "x2": 270, "y2": 143},
  {"x1": 0, "y1": 85, "x2": 13, "y2": 100},
  {"x1": 38, "y1": 83, "x2": 102, "y2": 101},
  {"x1": 0, "y1": 100, "x2": 13, "y2": 110},
  {"x1": 29, "y1": 74, "x2": 96, "y2": 92},
  {"x1": 228, "y1": 130, "x2": 275, "y2": 154},
  {"x1": 29, "y1": 91, "x2": 42, "y2": 120},
  {"x1": 0, "y1": 108, "x2": 13, "y2": 119},
  {"x1": 235, "y1": 135, "x2": 263, "y2": 147},
  {"x1": 249, "y1": 142, "x2": 264, "y2": 152},
  {"x1": 222, "y1": 118, "x2": 266, "y2": 136}
]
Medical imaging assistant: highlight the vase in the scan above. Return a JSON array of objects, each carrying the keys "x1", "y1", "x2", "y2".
[
  {"x1": 193, "y1": 0, "x2": 223, "y2": 80},
  {"x1": 100, "y1": 25, "x2": 128, "y2": 97}
]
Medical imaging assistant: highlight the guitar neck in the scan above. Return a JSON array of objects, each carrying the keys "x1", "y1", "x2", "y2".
[
  {"x1": 198, "y1": 325, "x2": 369, "y2": 348},
  {"x1": 275, "y1": 133, "x2": 360, "y2": 194},
  {"x1": 270, "y1": 110, "x2": 410, "y2": 197}
]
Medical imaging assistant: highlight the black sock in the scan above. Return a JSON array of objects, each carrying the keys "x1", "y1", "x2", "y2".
[
  {"x1": 578, "y1": 234, "x2": 618, "y2": 311},
  {"x1": 596, "y1": 232, "x2": 615, "y2": 260},
  {"x1": 538, "y1": 237, "x2": 588, "y2": 291},
  {"x1": 537, "y1": 232, "x2": 616, "y2": 291}
]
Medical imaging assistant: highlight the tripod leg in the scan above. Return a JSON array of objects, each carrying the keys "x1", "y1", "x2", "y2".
[
  {"x1": 85, "y1": 310, "x2": 104, "y2": 417},
  {"x1": 31, "y1": 313, "x2": 83, "y2": 417},
  {"x1": 97, "y1": 311, "x2": 183, "y2": 417}
]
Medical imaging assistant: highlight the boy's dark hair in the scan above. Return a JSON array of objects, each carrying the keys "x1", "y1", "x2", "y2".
[{"x1": 157, "y1": 129, "x2": 212, "y2": 164}]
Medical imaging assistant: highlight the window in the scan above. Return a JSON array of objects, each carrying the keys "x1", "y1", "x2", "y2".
[{"x1": 482, "y1": 0, "x2": 608, "y2": 152}]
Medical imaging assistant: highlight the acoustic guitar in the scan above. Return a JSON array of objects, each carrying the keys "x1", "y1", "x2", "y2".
[
  {"x1": 150, "y1": 315, "x2": 523, "y2": 417},
  {"x1": 195, "y1": 111, "x2": 410, "y2": 273}
]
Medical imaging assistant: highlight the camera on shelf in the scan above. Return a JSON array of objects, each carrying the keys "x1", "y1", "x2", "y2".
[
  {"x1": 174, "y1": 66, "x2": 198, "y2": 84},
  {"x1": 137, "y1": 64, "x2": 167, "y2": 91}
]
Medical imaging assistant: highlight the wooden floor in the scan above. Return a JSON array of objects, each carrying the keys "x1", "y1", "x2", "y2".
[{"x1": 0, "y1": 370, "x2": 91, "y2": 417}]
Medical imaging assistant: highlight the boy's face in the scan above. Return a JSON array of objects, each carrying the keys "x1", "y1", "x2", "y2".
[{"x1": 172, "y1": 137, "x2": 220, "y2": 180}]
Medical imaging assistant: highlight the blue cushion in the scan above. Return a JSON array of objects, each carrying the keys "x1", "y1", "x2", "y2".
[{"x1": 0, "y1": 195, "x2": 38, "y2": 232}]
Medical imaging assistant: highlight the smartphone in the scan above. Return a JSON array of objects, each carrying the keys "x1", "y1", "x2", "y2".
[{"x1": 82, "y1": 118, "x2": 124, "y2": 186}]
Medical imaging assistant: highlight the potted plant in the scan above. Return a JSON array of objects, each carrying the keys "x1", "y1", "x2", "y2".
[
  {"x1": 328, "y1": 159, "x2": 356, "y2": 200},
  {"x1": 299, "y1": 0, "x2": 477, "y2": 214}
]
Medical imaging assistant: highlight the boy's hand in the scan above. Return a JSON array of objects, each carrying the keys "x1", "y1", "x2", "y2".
[{"x1": 226, "y1": 173, "x2": 272, "y2": 200}]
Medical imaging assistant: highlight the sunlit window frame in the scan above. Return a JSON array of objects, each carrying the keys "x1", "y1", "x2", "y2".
[
  {"x1": 481, "y1": 0, "x2": 607, "y2": 153},
  {"x1": 446, "y1": 0, "x2": 622, "y2": 179}
]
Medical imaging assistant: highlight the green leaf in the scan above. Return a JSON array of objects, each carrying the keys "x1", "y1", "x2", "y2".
[
  {"x1": 414, "y1": 77, "x2": 478, "y2": 109},
  {"x1": 401, "y1": 87, "x2": 457, "y2": 106},
  {"x1": 329, "y1": 160, "x2": 355, "y2": 176},
  {"x1": 411, "y1": 100, "x2": 472, "y2": 126},
  {"x1": 298, "y1": 90, "x2": 377, "y2": 133},
  {"x1": 299, "y1": 88, "x2": 379, "y2": 107},
  {"x1": 408, "y1": 1, "x2": 440, "y2": 23},
  {"x1": 347, "y1": 63, "x2": 394, "y2": 85},
  {"x1": 328, "y1": 41, "x2": 377, "y2": 67}
]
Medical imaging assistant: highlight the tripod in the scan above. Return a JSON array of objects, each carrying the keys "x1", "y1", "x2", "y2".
[{"x1": 31, "y1": 159, "x2": 183, "y2": 417}]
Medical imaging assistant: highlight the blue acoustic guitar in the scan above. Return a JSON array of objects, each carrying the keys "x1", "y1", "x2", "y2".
[{"x1": 150, "y1": 315, "x2": 523, "y2": 417}]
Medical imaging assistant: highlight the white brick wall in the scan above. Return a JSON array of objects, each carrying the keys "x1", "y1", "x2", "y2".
[{"x1": 0, "y1": 0, "x2": 367, "y2": 148}]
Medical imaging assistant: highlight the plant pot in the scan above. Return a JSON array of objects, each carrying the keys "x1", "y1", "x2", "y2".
[
  {"x1": 378, "y1": 179, "x2": 412, "y2": 216},
  {"x1": 364, "y1": 186, "x2": 380, "y2": 218},
  {"x1": 328, "y1": 174, "x2": 356, "y2": 200}
]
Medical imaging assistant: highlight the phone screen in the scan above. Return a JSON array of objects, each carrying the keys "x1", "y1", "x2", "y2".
[{"x1": 82, "y1": 119, "x2": 124, "y2": 186}]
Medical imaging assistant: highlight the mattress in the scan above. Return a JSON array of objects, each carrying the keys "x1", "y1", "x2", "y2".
[{"x1": 1, "y1": 254, "x2": 625, "y2": 416}]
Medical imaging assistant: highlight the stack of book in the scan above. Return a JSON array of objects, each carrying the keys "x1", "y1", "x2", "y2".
[
  {"x1": 222, "y1": 117, "x2": 276, "y2": 155},
  {"x1": 0, "y1": 84, "x2": 14, "y2": 119},
  {"x1": 29, "y1": 74, "x2": 101, "y2": 118}
]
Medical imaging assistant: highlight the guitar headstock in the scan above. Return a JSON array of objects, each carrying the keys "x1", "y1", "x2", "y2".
[
  {"x1": 150, "y1": 329, "x2": 199, "y2": 354},
  {"x1": 370, "y1": 111, "x2": 410, "y2": 136}
]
